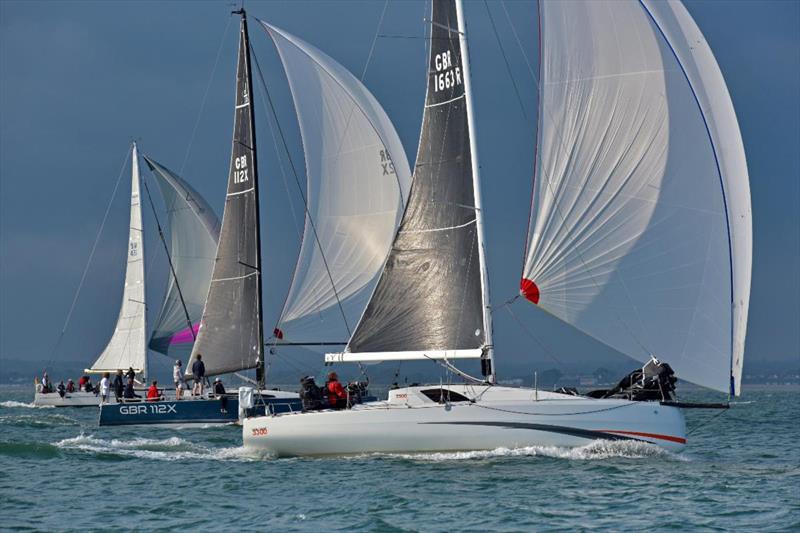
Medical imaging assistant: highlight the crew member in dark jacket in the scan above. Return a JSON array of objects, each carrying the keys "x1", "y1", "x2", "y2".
[
  {"x1": 213, "y1": 377, "x2": 227, "y2": 413},
  {"x1": 123, "y1": 377, "x2": 140, "y2": 400},
  {"x1": 191, "y1": 354, "x2": 206, "y2": 396},
  {"x1": 112, "y1": 370, "x2": 124, "y2": 401}
]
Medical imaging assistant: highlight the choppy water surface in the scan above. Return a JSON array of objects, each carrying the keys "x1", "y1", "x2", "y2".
[{"x1": 1, "y1": 385, "x2": 797, "y2": 531}]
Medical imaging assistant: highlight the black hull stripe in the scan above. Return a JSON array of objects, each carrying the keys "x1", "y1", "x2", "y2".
[{"x1": 420, "y1": 421, "x2": 634, "y2": 442}]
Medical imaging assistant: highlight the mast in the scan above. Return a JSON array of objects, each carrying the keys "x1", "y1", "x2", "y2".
[
  {"x1": 236, "y1": 8, "x2": 266, "y2": 388},
  {"x1": 133, "y1": 142, "x2": 148, "y2": 383},
  {"x1": 455, "y1": 0, "x2": 495, "y2": 383}
]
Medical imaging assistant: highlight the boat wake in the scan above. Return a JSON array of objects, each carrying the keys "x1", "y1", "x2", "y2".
[
  {"x1": 0, "y1": 400, "x2": 54, "y2": 409},
  {"x1": 382, "y1": 440, "x2": 687, "y2": 462},
  {"x1": 53, "y1": 434, "x2": 261, "y2": 462}
]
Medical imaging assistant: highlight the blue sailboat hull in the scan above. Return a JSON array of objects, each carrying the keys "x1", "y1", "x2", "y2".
[{"x1": 99, "y1": 395, "x2": 301, "y2": 426}]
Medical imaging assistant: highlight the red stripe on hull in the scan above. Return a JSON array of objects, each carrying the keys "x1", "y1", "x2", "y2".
[{"x1": 601, "y1": 430, "x2": 686, "y2": 444}]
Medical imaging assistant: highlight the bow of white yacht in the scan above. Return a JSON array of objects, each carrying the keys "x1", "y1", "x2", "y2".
[{"x1": 242, "y1": 385, "x2": 686, "y2": 457}]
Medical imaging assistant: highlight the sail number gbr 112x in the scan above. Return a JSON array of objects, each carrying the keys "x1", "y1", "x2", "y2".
[{"x1": 433, "y1": 50, "x2": 462, "y2": 93}]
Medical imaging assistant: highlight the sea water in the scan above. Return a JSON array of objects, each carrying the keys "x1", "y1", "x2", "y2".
[{"x1": 0, "y1": 384, "x2": 797, "y2": 531}]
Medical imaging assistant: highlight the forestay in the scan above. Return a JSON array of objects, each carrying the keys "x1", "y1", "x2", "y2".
[
  {"x1": 145, "y1": 156, "x2": 220, "y2": 362},
  {"x1": 521, "y1": 0, "x2": 751, "y2": 395},
  {"x1": 88, "y1": 143, "x2": 147, "y2": 374},
  {"x1": 189, "y1": 17, "x2": 263, "y2": 377},
  {"x1": 332, "y1": 0, "x2": 490, "y2": 363},
  {"x1": 259, "y1": 22, "x2": 412, "y2": 346}
]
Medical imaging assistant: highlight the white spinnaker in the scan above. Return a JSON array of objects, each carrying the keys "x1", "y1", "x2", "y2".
[
  {"x1": 89, "y1": 143, "x2": 147, "y2": 374},
  {"x1": 260, "y1": 22, "x2": 412, "y2": 345},
  {"x1": 522, "y1": 0, "x2": 750, "y2": 395}
]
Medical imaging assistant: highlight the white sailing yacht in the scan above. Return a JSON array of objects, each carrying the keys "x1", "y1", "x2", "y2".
[
  {"x1": 35, "y1": 143, "x2": 222, "y2": 407},
  {"x1": 242, "y1": 0, "x2": 751, "y2": 456}
]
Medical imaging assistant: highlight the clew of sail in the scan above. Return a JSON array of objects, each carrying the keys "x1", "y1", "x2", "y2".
[
  {"x1": 144, "y1": 156, "x2": 220, "y2": 362},
  {"x1": 88, "y1": 142, "x2": 147, "y2": 375},
  {"x1": 330, "y1": 0, "x2": 492, "y2": 368},
  {"x1": 521, "y1": 0, "x2": 751, "y2": 395},
  {"x1": 258, "y1": 21, "x2": 412, "y2": 346},
  {"x1": 189, "y1": 16, "x2": 263, "y2": 377}
]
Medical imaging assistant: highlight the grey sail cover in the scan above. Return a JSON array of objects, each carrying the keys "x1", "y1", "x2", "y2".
[
  {"x1": 259, "y1": 22, "x2": 412, "y2": 346},
  {"x1": 521, "y1": 0, "x2": 751, "y2": 395},
  {"x1": 346, "y1": 0, "x2": 486, "y2": 356},
  {"x1": 89, "y1": 143, "x2": 147, "y2": 373},
  {"x1": 189, "y1": 19, "x2": 263, "y2": 376},
  {"x1": 144, "y1": 156, "x2": 220, "y2": 362}
]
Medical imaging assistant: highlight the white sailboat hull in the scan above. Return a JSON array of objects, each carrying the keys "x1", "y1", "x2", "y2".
[
  {"x1": 242, "y1": 385, "x2": 686, "y2": 457},
  {"x1": 33, "y1": 391, "x2": 109, "y2": 407}
]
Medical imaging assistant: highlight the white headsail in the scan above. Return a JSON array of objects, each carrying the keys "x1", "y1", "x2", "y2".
[
  {"x1": 144, "y1": 156, "x2": 220, "y2": 363},
  {"x1": 521, "y1": 0, "x2": 751, "y2": 395},
  {"x1": 88, "y1": 142, "x2": 148, "y2": 375},
  {"x1": 259, "y1": 22, "x2": 412, "y2": 346}
]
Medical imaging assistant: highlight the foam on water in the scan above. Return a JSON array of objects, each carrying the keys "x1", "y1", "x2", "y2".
[
  {"x1": 0, "y1": 400, "x2": 54, "y2": 409},
  {"x1": 0, "y1": 413, "x2": 78, "y2": 428},
  {"x1": 381, "y1": 439, "x2": 687, "y2": 462},
  {"x1": 53, "y1": 433, "x2": 258, "y2": 462}
]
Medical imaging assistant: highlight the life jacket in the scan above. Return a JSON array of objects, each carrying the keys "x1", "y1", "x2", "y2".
[
  {"x1": 326, "y1": 380, "x2": 347, "y2": 408},
  {"x1": 147, "y1": 386, "x2": 160, "y2": 401}
]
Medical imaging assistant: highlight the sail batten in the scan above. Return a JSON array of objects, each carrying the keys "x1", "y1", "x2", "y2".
[
  {"x1": 521, "y1": 0, "x2": 751, "y2": 395},
  {"x1": 88, "y1": 143, "x2": 147, "y2": 375},
  {"x1": 258, "y1": 21, "x2": 412, "y2": 347},
  {"x1": 189, "y1": 14, "x2": 264, "y2": 378}
]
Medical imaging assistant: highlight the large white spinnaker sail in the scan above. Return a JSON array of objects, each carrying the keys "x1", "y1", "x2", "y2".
[
  {"x1": 144, "y1": 156, "x2": 220, "y2": 363},
  {"x1": 88, "y1": 142, "x2": 147, "y2": 375},
  {"x1": 521, "y1": 0, "x2": 751, "y2": 395},
  {"x1": 259, "y1": 22, "x2": 412, "y2": 346}
]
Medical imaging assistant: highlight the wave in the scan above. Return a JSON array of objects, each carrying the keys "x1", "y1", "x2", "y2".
[
  {"x1": 381, "y1": 440, "x2": 687, "y2": 462},
  {"x1": 0, "y1": 413, "x2": 78, "y2": 428},
  {"x1": 0, "y1": 400, "x2": 54, "y2": 409},
  {"x1": 53, "y1": 434, "x2": 258, "y2": 462}
]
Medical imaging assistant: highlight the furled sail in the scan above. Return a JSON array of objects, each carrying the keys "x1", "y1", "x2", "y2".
[
  {"x1": 521, "y1": 0, "x2": 751, "y2": 395},
  {"x1": 189, "y1": 15, "x2": 264, "y2": 377},
  {"x1": 88, "y1": 142, "x2": 147, "y2": 374},
  {"x1": 258, "y1": 22, "x2": 412, "y2": 345},
  {"x1": 330, "y1": 0, "x2": 492, "y2": 364},
  {"x1": 144, "y1": 156, "x2": 220, "y2": 362}
]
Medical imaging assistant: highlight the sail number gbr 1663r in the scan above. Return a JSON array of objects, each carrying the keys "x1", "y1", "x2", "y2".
[
  {"x1": 233, "y1": 154, "x2": 250, "y2": 184},
  {"x1": 433, "y1": 50, "x2": 462, "y2": 93}
]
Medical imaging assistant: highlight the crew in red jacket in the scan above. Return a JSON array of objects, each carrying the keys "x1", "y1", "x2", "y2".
[
  {"x1": 146, "y1": 380, "x2": 161, "y2": 402},
  {"x1": 326, "y1": 372, "x2": 347, "y2": 409}
]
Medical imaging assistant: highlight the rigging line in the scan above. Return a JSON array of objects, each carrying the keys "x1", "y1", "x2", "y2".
[
  {"x1": 142, "y1": 179, "x2": 195, "y2": 342},
  {"x1": 686, "y1": 406, "x2": 729, "y2": 437},
  {"x1": 483, "y1": 0, "x2": 534, "y2": 137},
  {"x1": 504, "y1": 301, "x2": 566, "y2": 369},
  {"x1": 500, "y1": 1, "x2": 538, "y2": 86},
  {"x1": 248, "y1": 41, "x2": 353, "y2": 339},
  {"x1": 361, "y1": 0, "x2": 389, "y2": 81},
  {"x1": 46, "y1": 145, "x2": 133, "y2": 367},
  {"x1": 180, "y1": 16, "x2": 234, "y2": 174}
]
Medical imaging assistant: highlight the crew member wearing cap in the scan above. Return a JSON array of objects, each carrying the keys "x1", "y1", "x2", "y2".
[
  {"x1": 213, "y1": 378, "x2": 228, "y2": 413},
  {"x1": 173, "y1": 360, "x2": 186, "y2": 400},
  {"x1": 326, "y1": 372, "x2": 348, "y2": 409}
]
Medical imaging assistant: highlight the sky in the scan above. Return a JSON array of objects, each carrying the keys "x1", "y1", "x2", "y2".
[{"x1": 1, "y1": 0, "x2": 798, "y2": 383}]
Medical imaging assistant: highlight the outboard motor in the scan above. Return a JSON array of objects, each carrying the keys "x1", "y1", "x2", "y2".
[
  {"x1": 238, "y1": 386, "x2": 254, "y2": 421},
  {"x1": 598, "y1": 357, "x2": 677, "y2": 401}
]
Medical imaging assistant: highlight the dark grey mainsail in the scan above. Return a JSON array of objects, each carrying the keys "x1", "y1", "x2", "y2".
[
  {"x1": 144, "y1": 156, "x2": 220, "y2": 362},
  {"x1": 344, "y1": 0, "x2": 490, "y2": 364},
  {"x1": 189, "y1": 12, "x2": 264, "y2": 379}
]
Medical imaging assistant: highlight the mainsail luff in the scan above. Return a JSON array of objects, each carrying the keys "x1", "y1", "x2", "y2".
[
  {"x1": 189, "y1": 11, "x2": 264, "y2": 379},
  {"x1": 336, "y1": 0, "x2": 490, "y2": 370},
  {"x1": 143, "y1": 156, "x2": 220, "y2": 362},
  {"x1": 520, "y1": 0, "x2": 751, "y2": 395},
  {"x1": 87, "y1": 142, "x2": 147, "y2": 377}
]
